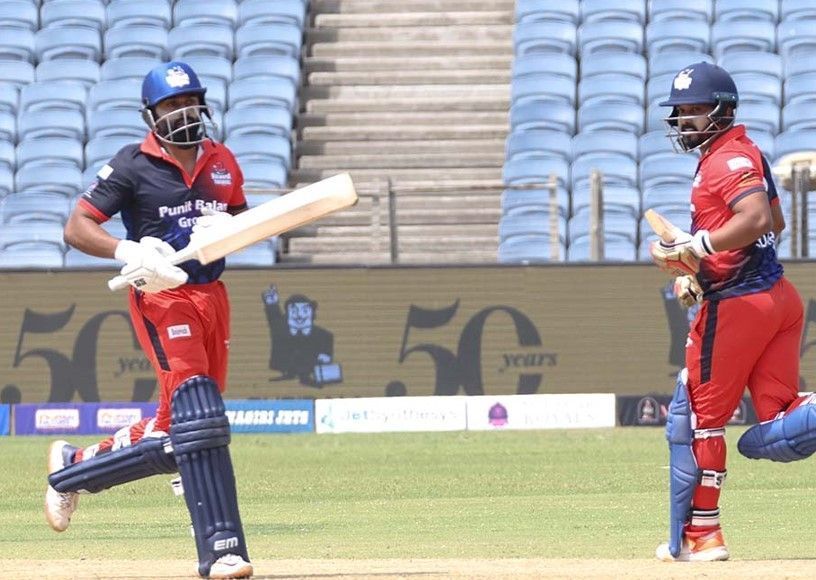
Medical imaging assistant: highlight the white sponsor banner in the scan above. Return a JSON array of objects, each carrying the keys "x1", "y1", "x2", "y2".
[
  {"x1": 316, "y1": 396, "x2": 467, "y2": 434},
  {"x1": 35, "y1": 409, "x2": 80, "y2": 431},
  {"x1": 97, "y1": 408, "x2": 142, "y2": 430},
  {"x1": 465, "y1": 394, "x2": 616, "y2": 430}
]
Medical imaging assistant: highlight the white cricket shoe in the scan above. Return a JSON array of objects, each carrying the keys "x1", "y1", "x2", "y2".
[
  {"x1": 207, "y1": 554, "x2": 253, "y2": 579},
  {"x1": 655, "y1": 528, "x2": 730, "y2": 562},
  {"x1": 45, "y1": 440, "x2": 79, "y2": 532}
]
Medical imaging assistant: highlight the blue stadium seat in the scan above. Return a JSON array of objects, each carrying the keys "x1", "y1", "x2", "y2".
[
  {"x1": 649, "y1": 0, "x2": 712, "y2": 22},
  {"x1": 571, "y1": 155, "x2": 638, "y2": 191},
  {"x1": 235, "y1": 23, "x2": 303, "y2": 58},
  {"x1": 243, "y1": 193, "x2": 282, "y2": 207},
  {"x1": 642, "y1": 184, "x2": 690, "y2": 212},
  {"x1": 785, "y1": 51, "x2": 816, "y2": 79},
  {"x1": 646, "y1": 103, "x2": 667, "y2": 132},
  {"x1": 64, "y1": 249, "x2": 118, "y2": 269},
  {"x1": 639, "y1": 156, "x2": 697, "y2": 190},
  {"x1": 20, "y1": 82, "x2": 87, "y2": 113},
  {"x1": 225, "y1": 134, "x2": 292, "y2": 167},
  {"x1": 573, "y1": 130, "x2": 638, "y2": 162},
  {"x1": 502, "y1": 157, "x2": 570, "y2": 188},
  {"x1": 499, "y1": 212, "x2": 567, "y2": 244},
  {"x1": 0, "y1": 84, "x2": 19, "y2": 115},
  {"x1": 511, "y1": 74, "x2": 575, "y2": 106},
  {"x1": 775, "y1": 130, "x2": 816, "y2": 159},
  {"x1": 569, "y1": 207, "x2": 638, "y2": 243},
  {"x1": 87, "y1": 79, "x2": 142, "y2": 114},
  {"x1": 197, "y1": 75, "x2": 227, "y2": 113},
  {"x1": 238, "y1": 0, "x2": 307, "y2": 28},
  {"x1": 36, "y1": 59, "x2": 100, "y2": 88},
  {"x1": 0, "y1": 112, "x2": 14, "y2": 143},
  {"x1": 782, "y1": 102, "x2": 816, "y2": 131},
  {"x1": 42, "y1": 0, "x2": 107, "y2": 31},
  {"x1": 580, "y1": 52, "x2": 647, "y2": 82},
  {"x1": 15, "y1": 164, "x2": 83, "y2": 196},
  {"x1": 501, "y1": 186, "x2": 570, "y2": 218},
  {"x1": 776, "y1": 237, "x2": 792, "y2": 260},
  {"x1": 0, "y1": 222, "x2": 66, "y2": 251},
  {"x1": 240, "y1": 160, "x2": 288, "y2": 190},
  {"x1": 510, "y1": 101, "x2": 575, "y2": 134},
  {"x1": 715, "y1": 0, "x2": 778, "y2": 22},
  {"x1": 512, "y1": 21, "x2": 577, "y2": 56},
  {"x1": 647, "y1": 72, "x2": 677, "y2": 107},
  {"x1": 572, "y1": 185, "x2": 641, "y2": 217},
  {"x1": 578, "y1": 21, "x2": 643, "y2": 56},
  {"x1": 0, "y1": 166, "x2": 13, "y2": 197},
  {"x1": 0, "y1": 1, "x2": 39, "y2": 31},
  {"x1": 35, "y1": 27, "x2": 102, "y2": 62},
  {"x1": 645, "y1": 19, "x2": 710, "y2": 55},
  {"x1": 106, "y1": 0, "x2": 173, "y2": 29},
  {"x1": 506, "y1": 130, "x2": 572, "y2": 163},
  {"x1": 512, "y1": 53, "x2": 577, "y2": 83},
  {"x1": 578, "y1": 102, "x2": 644, "y2": 134},
  {"x1": 228, "y1": 77, "x2": 297, "y2": 112},
  {"x1": 0, "y1": 60, "x2": 35, "y2": 88},
  {"x1": 102, "y1": 219, "x2": 129, "y2": 239},
  {"x1": 0, "y1": 140, "x2": 14, "y2": 171},
  {"x1": 0, "y1": 246, "x2": 65, "y2": 269},
  {"x1": 104, "y1": 26, "x2": 168, "y2": 60},
  {"x1": 778, "y1": 19, "x2": 816, "y2": 59},
  {"x1": 100, "y1": 57, "x2": 162, "y2": 82},
  {"x1": 733, "y1": 72, "x2": 782, "y2": 105},
  {"x1": 639, "y1": 130, "x2": 674, "y2": 163},
  {"x1": 224, "y1": 106, "x2": 292, "y2": 139},
  {"x1": 85, "y1": 135, "x2": 141, "y2": 169},
  {"x1": 17, "y1": 109, "x2": 85, "y2": 141},
  {"x1": 711, "y1": 21, "x2": 776, "y2": 58},
  {"x1": 719, "y1": 52, "x2": 782, "y2": 81},
  {"x1": 781, "y1": 0, "x2": 816, "y2": 21},
  {"x1": 578, "y1": 74, "x2": 644, "y2": 106},
  {"x1": 17, "y1": 138, "x2": 84, "y2": 171},
  {"x1": 87, "y1": 109, "x2": 145, "y2": 139},
  {"x1": 0, "y1": 28, "x2": 36, "y2": 62},
  {"x1": 747, "y1": 129, "x2": 775, "y2": 158},
  {"x1": 639, "y1": 208, "x2": 691, "y2": 241},
  {"x1": 580, "y1": 0, "x2": 646, "y2": 24},
  {"x1": 515, "y1": 0, "x2": 580, "y2": 24},
  {"x1": 174, "y1": 0, "x2": 238, "y2": 28},
  {"x1": 784, "y1": 73, "x2": 816, "y2": 104},
  {"x1": 182, "y1": 55, "x2": 233, "y2": 86},
  {"x1": 499, "y1": 236, "x2": 566, "y2": 263},
  {"x1": 649, "y1": 51, "x2": 713, "y2": 78},
  {"x1": 226, "y1": 242, "x2": 277, "y2": 267},
  {"x1": 737, "y1": 102, "x2": 781, "y2": 134},
  {"x1": 1, "y1": 192, "x2": 72, "y2": 223},
  {"x1": 169, "y1": 24, "x2": 235, "y2": 60},
  {"x1": 233, "y1": 55, "x2": 300, "y2": 88}
]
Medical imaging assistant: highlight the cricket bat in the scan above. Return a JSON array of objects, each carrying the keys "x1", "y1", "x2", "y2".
[
  {"x1": 108, "y1": 173, "x2": 358, "y2": 291},
  {"x1": 643, "y1": 208, "x2": 684, "y2": 243}
]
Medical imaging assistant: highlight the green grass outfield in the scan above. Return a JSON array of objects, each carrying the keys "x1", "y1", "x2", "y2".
[{"x1": 3, "y1": 427, "x2": 816, "y2": 561}]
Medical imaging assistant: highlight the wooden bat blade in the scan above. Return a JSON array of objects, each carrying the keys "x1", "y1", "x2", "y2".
[{"x1": 643, "y1": 208, "x2": 683, "y2": 243}]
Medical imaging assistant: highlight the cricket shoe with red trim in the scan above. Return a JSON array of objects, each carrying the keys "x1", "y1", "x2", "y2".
[
  {"x1": 45, "y1": 440, "x2": 80, "y2": 532},
  {"x1": 655, "y1": 529, "x2": 730, "y2": 562}
]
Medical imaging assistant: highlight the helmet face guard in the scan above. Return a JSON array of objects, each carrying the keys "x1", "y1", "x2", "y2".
[
  {"x1": 142, "y1": 102, "x2": 215, "y2": 147},
  {"x1": 663, "y1": 101, "x2": 735, "y2": 153}
]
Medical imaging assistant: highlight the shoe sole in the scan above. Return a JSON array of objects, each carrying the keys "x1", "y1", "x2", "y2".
[
  {"x1": 656, "y1": 543, "x2": 730, "y2": 562},
  {"x1": 207, "y1": 563, "x2": 253, "y2": 579}
]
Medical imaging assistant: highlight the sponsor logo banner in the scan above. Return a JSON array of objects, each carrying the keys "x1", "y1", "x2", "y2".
[
  {"x1": 14, "y1": 403, "x2": 157, "y2": 435},
  {"x1": 0, "y1": 405, "x2": 9, "y2": 436},
  {"x1": 316, "y1": 396, "x2": 467, "y2": 434},
  {"x1": 466, "y1": 394, "x2": 617, "y2": 430},
  {"x1": 617, "y1": 395, "x2": 756, "y2": 426},
  {"x1": 225, "y1": 399, "x2": 314, "y2": 433}
]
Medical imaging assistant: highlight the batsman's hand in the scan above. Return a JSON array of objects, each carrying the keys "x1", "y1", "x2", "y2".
[
  {"x1": 192, "y1": 207, "x2": 233, "y2": 235},
  {"x1": 649, "y1": 229, "x2": 715, "y2": 276},
  {"x1": 674, "y1": 275, "x2": 703, "y2": 308},
  {"x1": 114, "y1": 237, "x2": 188, "y2": 293}
]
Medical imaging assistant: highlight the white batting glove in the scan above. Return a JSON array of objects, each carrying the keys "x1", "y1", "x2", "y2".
[
  {"x1": 192, "y1": 207, "x2": 233, "y2": 235},
  {"x1": 674, "y1": 275, "x2": 703, "y2": 308},
  {"x1": 114, "y1": 237, "x2": 188, "y2": 293},
  {"x1": 649, "y1": 229, "x2": 715, "y2": 277}
]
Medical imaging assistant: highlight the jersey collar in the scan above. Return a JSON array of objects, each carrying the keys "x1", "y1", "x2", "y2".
[
  {"x1": 140, "y1": 132, "x2": 218, "y2": 186},
  {"x1": 702, "y1": 124, "x2": 746, "y2": 159}
]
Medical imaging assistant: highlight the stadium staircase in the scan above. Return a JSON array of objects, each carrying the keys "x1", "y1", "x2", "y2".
[{"x1": 284, "y1": 0, "x2": 514, "y2": 264}]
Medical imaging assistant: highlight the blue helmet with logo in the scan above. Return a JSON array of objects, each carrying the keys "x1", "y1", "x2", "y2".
[
  {"x1": 660, "y1": 62, "x2": 738, "y2": 152},
  {"x1": 141, "y1": 61, "x2": 212, "y2": 147},
  {"x1": 141, "y1": 61, "x2": 207, "y2": 108}
]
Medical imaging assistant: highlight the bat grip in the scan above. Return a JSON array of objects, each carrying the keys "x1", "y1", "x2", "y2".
[{"x1": 106, "y1": 246, "x2": 196, "y2": 292}]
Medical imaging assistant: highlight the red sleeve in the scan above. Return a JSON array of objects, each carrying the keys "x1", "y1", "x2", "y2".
[
  {"x1": 225, "y1": 147, "x2": 246, "y2": 211},
  {"x1": 708, "y1": 151, "x2": 766, "y2": 209}
]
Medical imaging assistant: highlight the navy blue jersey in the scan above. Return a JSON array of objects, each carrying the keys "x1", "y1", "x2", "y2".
[{"x1": 79, "y1": 133, "x2": 246, "y2": 284}]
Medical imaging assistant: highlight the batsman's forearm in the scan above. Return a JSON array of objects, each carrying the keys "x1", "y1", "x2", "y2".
[
  {"x1": 64, "y1": 213, "x2": 120, "y2": 258},
  {"x1": 708, "y1": 211, "x2": 771, "y2": 252}
]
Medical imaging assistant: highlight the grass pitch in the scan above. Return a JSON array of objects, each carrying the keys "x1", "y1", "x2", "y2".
[{"x1": 3, "y1": 427, "x2": 816, "y2": 564}]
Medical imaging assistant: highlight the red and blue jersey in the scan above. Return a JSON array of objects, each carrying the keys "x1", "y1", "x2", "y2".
[
  {"x1": 691, "y1": 125, "x2": 783, "y2": 300},
  {"x1": 78, "y1": 132, "x2": 247, "y2": 284}
]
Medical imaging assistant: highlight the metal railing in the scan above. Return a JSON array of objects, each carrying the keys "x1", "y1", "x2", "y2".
[{"x1": 773, "y1": 152, "x2": 816, "y2": 259}]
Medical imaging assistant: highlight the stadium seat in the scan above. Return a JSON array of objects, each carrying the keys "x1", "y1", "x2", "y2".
[
  {"x1": 225, "y1": 134, "x2": 292, "y2": 167},
  {"x1": 775, "y1": 130, "x2": 816, "y2": 158},
  {"x1": 515, "y1": 0, "x2": 580, "y2": 25},
  {"x1": 20, "y1": 82, "x2": 87, "y2": 114},
  {"x1": 642, "y1": 184, "x2": 691, "y2": 212},
  {"x1": 711, "y1": 21, "x2": 776, "y2": 58},
  {"x1": 240, "y1": 160, "x2": 288, "y2": 190},
  {"x1": 0, "y1": 60, "x2": 35, "y2": 88},
  {"x1": 0, "y1": 1, "x2": 39, "y2": 31},
  {"x1": 512, "y1": 53, "x2": 577, "y2": 83},
  {"x1": 648, "y1": 0, "x2": 713, "y2": 22},
  {"x1": 228, "y1": 77, "x2": 298, "y2": 112},
  {"x1": 580, "y1": 52, "x2": 647, "y2": 82},
  {"x1": 87, "y1": 109, "x2": 145, "y2": 139},
  {"x1": 573, "y1": 130, "x2": 638, "y2": 162},
  {"x1": 502, "y1": 157, "x2": 570, "y2": 188},
  {"x1": 104, "y1": 26, "x2": 169, "y2": 60},
  {"x1": 87, "y1": 79, "x2": 142, "y2": 114},
  {"x1": 511, "y1": 74, "x2": 575, "y2": 106},
  {"x1": 645, "y1": 19, "x2": 710, "y2": 55},
  {"x1": 569, "y1": 207, "x2": 638, "y2": 243},
  {"x1": 510, "y1": 101, "x2": 575, "y2": 134},
  {"x1": 35, "y1": 27, "x2": 102, "y2": 62},
  {"x1": 85, "y1": 135, "x2": 141, "y2": 169},
  {"x1": 719, "y1": 52, "x2": 782, "y2": 82},
  {"x1": 17, "y1": 138, "x2": 84, "y2": 171},
  {"x1": 41, "y1": 0, "x2": 107, "y2": 31},
  {"x1": 715, "y1": 0, "x2": 778, "y2": 22},
  {"x1": 781, "y1": 0, "x2": 816, "y2": 21},
  {"x1": 747, "y1": 129, "x2": 775, "y2": 158},
  {"x1": 649, "y1": 51, "x2": 713, "y2": 78},
  {"x1": 784, "y1": 73, "x2": 816, "y2": 104},
  {"x1": 174, "y1": 0, "x2": 238, "y2": 28},
  {"x1": 182, "y1": 55, "x2": 233, "y2": 86},
  {"x1": 499, "y1": 212, "x2": 567, "y2": 244},
  {"x1": 238, "y1": 0, "x2": 307, "y2": 28},
  {"x1": 571, "y1": 155, "x2": 638, "y2": 191},
  {"x1": 224, "y1": 106, "x2": 292, "y2": 139},
  {"x1": 0, "y1": 166, "x2": 13, "y2": 197},
  {"x1": 578, "y1": 74, "x2": 644, "y2": 106},
  {"x1": 0, "y1": 28, "x2": 36, "y2": 62},
  {"x1": 778, "y1": 19, "x2": 816, "y2": 59},
  {"x1": 0, "y1": 84, "x2": 19, "y2": 115},
  {"x1": 578, "y1": 21, "x2": 643, "y2": 56},
  {"x1": 106, "y1": 0, "x2": 173, "y2": 29},
  {"x1": 0, "y1": 112, "x2": 14, "y2": 143},
  {"x1": 235, "y1": 23, "x2": 303, "y2": 58},
  {"x1": 36, "y1": 59, "x2": 100, "y2": 88},
  {"x1": 15, "y1": 164, "x2": 83, "y2": 196},
  {"x1": 0, "y1": 222, "x2": 66, "y2": 251},
  {"x1": 639, "y1": 208, "x2": 691, "y2": 241},
  {"x1": 100, "y1": 57, "x2": 162, "y2": 82},
  {"x1": 782, "y1": 102, "x2": 816, "y2": 131},
  {"x1": 101, "y1": 218, "x2": 129, "y2": 239},
  {"x1": 1, "y1": 192, "x2": 72, "y2": 223},
  {"x1": 784, "y1": 50, "x2": 816, "y2": 80},
  {"x1": 0, "y1": 246, "x2": 65, "y2": 269},
  {"x1": 197, "y1": 75, "x2": 227, "y2": 113},
  {"x1": 572, "y1": 185, "x2": 641, "y2": 218},
  {"x1": 501, "y1": 186, "x2": 570, "y2": 218},
  {"x1": 737, "y1": 102, "x2": 781, "y2": 134},
  {"x1": 733, "y1": 72, "x2": 782, "y2": 105},
  {"x1": 578, "y1": 102, "x2": 645, "y2": 134},
  {"x1": 225, "y1": 242, "x2": 277, "y2": 267},
  {"x1": 640, "y1": 156, "x2": 697, "y2": 190},
  {"x1": 639, "y1": 131, "x2": 674, "y2": 163},
  {"x1": 646, "y1": 103, "x2": 667, "y2": 132},
  {"x1": 499, "y1": 235, "x2": 566, "y2": 263},
  {"x1": 64, "y1": 249, "x2": 118, "y2": 269},
  {"x1": 233, "y1": 55, "x2": 300, "y2": 88},
  {"x1": 17, "y1": 109, "x2": 85, "y2": 141},
  {"x1": 580, "y1": 0, "x2": 646, "y2": 24},
  {"x1": 505, "y1": 130, "x2": 572, "y2": 163},
  {"x1": 647, "y1": 72, "x2": 678, "y2": 107},
  {"x1": 0, "y1": 140, "x2": 14, "y2": 171},
  {"x1": 512, "y1": 21, "x2": 577, "y2": 56},
  {"x1": 169, "y1": 24, "x2": 235, "y2": 60}
]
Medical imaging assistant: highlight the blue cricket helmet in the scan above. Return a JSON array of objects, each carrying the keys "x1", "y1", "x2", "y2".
[
  {"x1": 659, "y1": 61, "x2": 738, "y2": 108},
  {"x1": 141, "y1": 61, "x2": 207, "y2": 108}
]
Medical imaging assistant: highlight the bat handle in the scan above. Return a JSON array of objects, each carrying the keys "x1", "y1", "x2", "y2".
[
  {"x1": 106, "y1": 246, "x2": 197, "y2": 292},
  {"x1": 107, "y1": 274, "x2": 129, "y2": 292}
]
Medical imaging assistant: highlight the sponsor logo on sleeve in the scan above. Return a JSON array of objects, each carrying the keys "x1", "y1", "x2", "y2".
[
  {"x1": 167, "y1": 324, "x2": 192, "y2": 339},
  {"x1": 726, "y1": 156, "x2": 753, "y2": 171},
  {"x1": 97, "y1": 164, "x2": 114, "y2": 180}
]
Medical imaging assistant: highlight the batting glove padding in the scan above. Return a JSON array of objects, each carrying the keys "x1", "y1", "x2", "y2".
[
  {"x1": 650, "y1": 230, "x2": 714, "y2": 276},
  {"x1": 674, "y1": 275, "x2": 703, "y2": 308},
  {"x1": 115, "y1": 237, "x2": 188, "y2": 293}
]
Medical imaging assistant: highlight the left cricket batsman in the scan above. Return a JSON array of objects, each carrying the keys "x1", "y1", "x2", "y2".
[{"x1": 46, "y1": 61, "x2": 253, "y2": 579}]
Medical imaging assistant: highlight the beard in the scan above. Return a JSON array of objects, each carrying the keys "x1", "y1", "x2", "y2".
[
  {"x1": 157, "y1": 113, "x2": 203, "y2": 147},
  {"x1": 679, "y1": 124, "x2": 706, "y2": 150}
]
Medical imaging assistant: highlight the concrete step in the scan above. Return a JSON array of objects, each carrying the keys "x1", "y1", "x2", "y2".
[
  {"x1": 299, "y1": 111, "x2": 507, "y2": 127},
  {"x1": 307, "y1": 25, "x2": 513, "y2": 43},
  {"x1": 310, "y1": 41, "x2": 511, "y2": 57},
  {"x1": 289, "y1": 233, "x2": 497, "y2": 252},
  {"x1": 304, "y1": 54, "x2": 513, "y2": 73},
  {"x1": 316, "y1": 207, "x2": 500, "y2": 228},
  {"x1": 300, "y1": 124, "x2": 508, "y2": 141},
  {"x1": 307, "y1": 69, "x2": 511, "y2": 85},
  {"x1": 293, "y1": 166, "x2": 503, "y2": 183},
  {"x1": 304, "y1": 96, "x2": 510, "y2": 113},
  {"x1": 296, "y1": 138, "x2": 505, "y2": 155},
  {"x1": 297, "y1": 152, "x2": 504, "y2": 169},
  {"x1": 282, "y1": 249, "x2": 497, "y2": 264},
  {"x1": 314, "y1": 0, "x2": 515, "y2": 14},
  {"x1": 314, "y1": 11, "x2": 513, "y2": 27},
  {"x1": 302, "y1": 83, "x2": 508, "y2": 100}
]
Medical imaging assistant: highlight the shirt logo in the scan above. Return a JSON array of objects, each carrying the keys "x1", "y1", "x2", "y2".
[
  {"x1": 167, "y1": 324, "x2": 192, "y2": 339},
  {"x1": 674, "y1": 69, "x2": 693, "y2": 90},
  {"x1": 165, "y1": 66, "x2": 191, "y2": 88},
  {"x1": 726, "y1": 156, "x2": 753, "y2": 171},
  {"x1": 211, "y1": 162, "x2": 232, "y2": 186}
]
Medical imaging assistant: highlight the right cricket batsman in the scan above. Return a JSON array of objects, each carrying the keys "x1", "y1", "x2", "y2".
[{"x1": 649, "y1": 61, "x2": 816, "y2": 562}]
